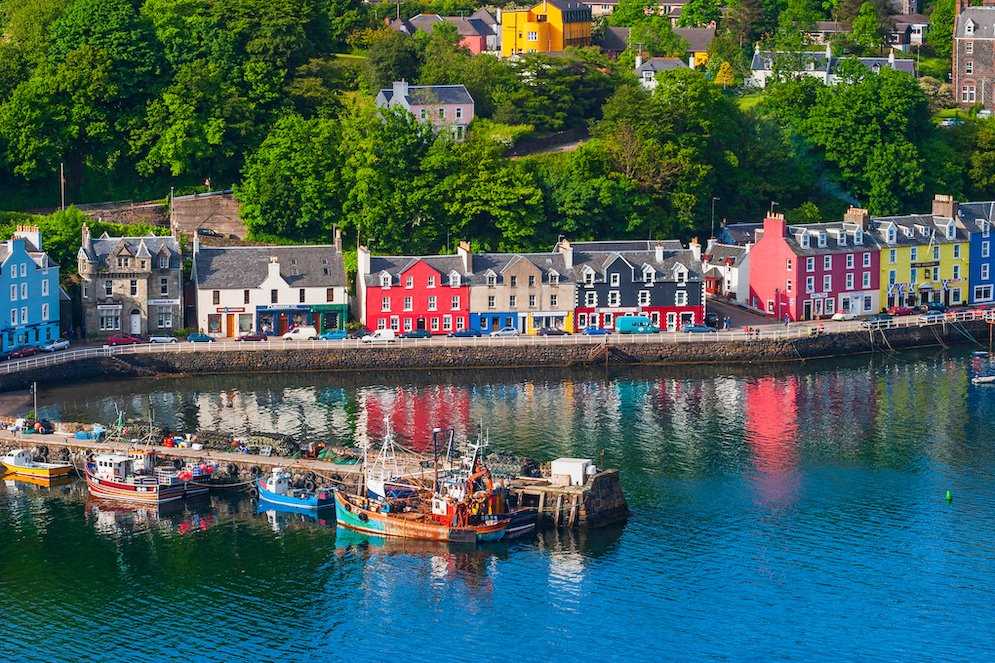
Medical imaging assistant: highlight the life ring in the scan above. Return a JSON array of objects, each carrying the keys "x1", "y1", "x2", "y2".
[
  {"x1": 250, "y1": 465, "x2": 262, "y2": 478},
  {"x1": 304, "y1": 479, "x2": 316, "y2": 492}
]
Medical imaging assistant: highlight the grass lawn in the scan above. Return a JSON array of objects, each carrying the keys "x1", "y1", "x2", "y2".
[
  {"x1": 736, "y1": 91, "x2": 765, "y2": 112},
  {"x1": 918, "y1": 55, "x2": 950, "y2": 81},
  {"x1": 933, "y1": 107, "x2": 972, "y2": 120}
]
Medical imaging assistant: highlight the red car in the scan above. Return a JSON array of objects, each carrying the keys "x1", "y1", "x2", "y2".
[
  {"x1": 237, "y1": 333, "x2": 267, "y2": 342},
  {"x1": 105, "y1": 335, "x2": 144, "y2": 346},
  {"x1": 8, "y1": 346, "x2": 39, "y2": 359},
  {"x1": 887, "y1": 306, "x2": 915, "y2": 316}
]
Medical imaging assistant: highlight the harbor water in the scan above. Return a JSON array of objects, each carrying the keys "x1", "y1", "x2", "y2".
[{"x1": 4, "y1": 349, "x2": 995, "y2": 660}]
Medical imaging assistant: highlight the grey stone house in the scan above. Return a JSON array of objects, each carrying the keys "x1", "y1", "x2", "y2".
[
  {"x1": 375, "y1": 81, "x2": 475, "y2": 141},
  {"x1": 77, "y1": 224, "x2": 183, "y2": 338},
  {"x1": 953, "y1": 2, "x2": 995, "y2": 110}
]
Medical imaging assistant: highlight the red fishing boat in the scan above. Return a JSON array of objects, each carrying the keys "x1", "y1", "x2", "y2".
[{"x1": 84, "y1": 453, "x2": 186, "y2": 505}]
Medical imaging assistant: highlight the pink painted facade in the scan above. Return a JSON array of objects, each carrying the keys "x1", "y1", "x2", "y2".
[{"x1": 749, "y1": 212, "x2": 881, "y2": 321}]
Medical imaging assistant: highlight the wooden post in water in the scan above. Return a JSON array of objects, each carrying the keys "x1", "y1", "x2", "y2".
[
  {"x1": 537, "y1": 491, "x2": 546, "y2": 525},
  {"x1": 555, "y1": 494, "x2": 563, "y2": 527}
]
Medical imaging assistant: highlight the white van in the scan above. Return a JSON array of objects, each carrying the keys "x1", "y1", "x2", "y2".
[
  {"x1": 361, "y1": 329, "x2": 397, "y2": 343},
  {"x1": 281, "y1": 325, "x2": 319, "y2": 340}
]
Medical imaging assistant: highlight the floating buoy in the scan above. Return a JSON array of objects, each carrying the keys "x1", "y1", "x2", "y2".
[{"x1": 945, "y1": 490, "x2": 953, "y2": 503}]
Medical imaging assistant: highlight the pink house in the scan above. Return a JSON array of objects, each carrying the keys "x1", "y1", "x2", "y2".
[
  {"x1": 388, "y1": 11, "x2": 499, "y2": 55},
  {"x1": 749, "y1": 209, "x2": 881, "y2": 321},
  {"x1": 376, "y1": 81, "x2": 475, "y2": 141}
]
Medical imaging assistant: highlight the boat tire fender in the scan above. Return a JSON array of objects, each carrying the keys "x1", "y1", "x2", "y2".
[
  {"x1": 38, "y1": 446, "x2": 49, "y2": 459},
  {"x1": 173, "y1": 459, "x2": 183, "y2": 469},
  {"x1": 227, "y1": 463, "x2": 239, "y2": 477},
  {"x1": 248, "y1": 485, "x2": 259, "y2": 498},
  {"x1": 304, "y1": 471, "x2": 316, "y2": 484},
  {"x1": 250, "y1": 465, "x2": 262, "y2": 478},
  {"x1": 304, "y1": 479, "x2": 316, "y2": 491},
  {"x1": 358, "y1": 512, "x2": 368, "y2": 522}
]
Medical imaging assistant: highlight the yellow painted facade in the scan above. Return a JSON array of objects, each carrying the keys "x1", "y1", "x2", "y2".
[
  {"x1": 878, "y1": 236, "x2": 969, "y2": 309},
  {"x1": 500, "y1": 1, "x2": 592, "y2": 57},
  {"x1": 691, "y1": 51, "x2": 710, "y2": 68}
]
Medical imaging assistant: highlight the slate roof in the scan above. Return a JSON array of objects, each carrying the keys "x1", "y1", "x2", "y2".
[
  {"x1": 719, "y1": 223, "x2": 761, "y2": 245},
  {"x1": 703, "y1": 243, "x2": 746, "y2": 266},
  {"x1": 391, "y1": 13, "x2": 493, "y2": 37},
  {"x1": 674, "y1": 26, "x2": 715, "y2": 52},
  {"x1": 80, "y1": 233, "x2": 181, "y2": 269},
  {"x1": 955, "y1": 201, "x2": 995, "y2": 231},
  {"x1": 750, "y1": 51, "x2": 916, "y2": 76},
  {"x1": 868, "y1": 214, "x2": 971, "y2": 247},
  {"x1": 755, "y1": 221, "x2": 876, "y2": 256},
  {"x1": 598, "y1": 26, "x2": 629, "y2": 52},
  {"x1": 366, "y1": 254, "x2": 471, "y2": 286},
  {"x1": 379, "y1": 84, "x2": 474, "y2": 106},
  {"x1": 573, "y1": 248, "x2": 702, "y2": 281},
  {"x1": 470, "y1": 8, "x2": 498, "y2": 27},
  {"x1": 811, "y1": 20, "x2": 849, "y2": 32},
  {"x1": 956, "y1": 7, "x2": 995, "y2": 39},
  {"x1": 894, "y1": 13, "x2": 929, "y2": 27},
  {"x1": 468, "y1": 252, "x2": 570, "y2": 284},
  {"x1": 195, "y1": 245, "x2": 346, "y2": 289},
  {"x1": 637, "y1": 57, "x2": 687, "y2": 74},
  {"x1": 569, "y1": 240, "x2": 685, "y2": 252}
]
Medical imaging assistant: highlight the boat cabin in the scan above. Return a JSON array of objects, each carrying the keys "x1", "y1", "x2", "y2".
[
  {"x1": 93, "y1": 454, "x2": 135, "y2": 482},
  {"x1": 264, "y1": 468, "x2": 292, "y2": 495},
  {"x1": 2, "y1": 449, "x2": 34, "y2": 467},
  {"x1": 128, "y1": 449, "x2": 158, "y2": 473}
]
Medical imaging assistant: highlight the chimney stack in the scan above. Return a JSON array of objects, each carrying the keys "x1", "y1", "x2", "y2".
[
  {"x1": 457, "y1": 240, "x2": 472, "y2": 273},
  {"x1": 333, "y1": 225, "x2": 342, "y2": 252},
  {"x1": 688, "y1": 237, "x2": 701, "y2": 263},
  {"x1": 635, "y1": 53, "x2": 643, "y2": 71},
  {"x1": 763, "y1": 213, "x2": 787, "y2": 238},
  {"x1": 844, "y1": 206, "x2": 870, "y2": 230},
  {"x1": 357, "y1": 245, "x2": 371, "y2": 279},
  {"x1": 393, "y1": 80, "x2": 409, "y2": 101},
  {"x1": 268, "y1": 256, "x2": 281, "y2": 280},
  {"x1": 556, "y1": 238, "x2": 573, "y2": 270},
  {"x1": 13, "y1": 224, "x2": 41, "y2": 251},
  {"x1": 932, "y1": 194, "x2": 957, "y2": 219}
]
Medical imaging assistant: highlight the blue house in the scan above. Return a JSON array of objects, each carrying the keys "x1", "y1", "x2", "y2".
[
  {"x1": 1, "y1": 226, "x2": 61, "y2": 351},
  {"x1": 958, "y1": 201, "x2": 995, "y2": 304}
]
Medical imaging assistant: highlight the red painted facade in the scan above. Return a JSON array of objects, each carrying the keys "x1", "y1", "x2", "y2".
[
  {"x1": 573, "y1": 305, "x2": 701, "y2": 331},
  {"x1": 364, "y1": 259, "x2": 470, "y2": 334},
  {"x1": 749, "y1": 214, "x2": 881, "y2": 321}
]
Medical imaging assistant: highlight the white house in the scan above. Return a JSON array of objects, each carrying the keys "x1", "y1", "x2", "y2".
[
  {"x1": 191, "y1": 230, "x2": 349, "y2": 338},
  {"x1": 701, "y1": 239, "x2": 751, "y2": 305}
]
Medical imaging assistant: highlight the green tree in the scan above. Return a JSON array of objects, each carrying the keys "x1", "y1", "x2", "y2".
[
  {"x1": 714, "y1": 61, "x2": 735, "y2": 87},
  {"x1": 236, "y1": 113, "x2": 344, "y2": 242},
  {"x1": 679, "y1": 0, "x2": 723, "y2": 27},
  {"x1": 608, "y1": 0, "x2": 655, "y2": 26},
  {"x1": 969, "y1": 119, "x2": 995, "y2": 197},
  {"x1": 365, "y1": 29, "x2": 420, "y2": 90},
  {"x1": 849, "y1": 1, "x2": 885, "y2": 53},
  {"x1": 927, "y1": 0, "x2": 955, "y2": 59},
  {"x1": 627, "y1": 16, "x2": 688, "y2": 57}
]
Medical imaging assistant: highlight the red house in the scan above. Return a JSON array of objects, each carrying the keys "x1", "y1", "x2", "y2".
[
  {"x1": 748, "y1": 209, "x2": 881, "y2": 321},
  {"x1": 357, "y1": 247, "x2": 471, "y2": 334}
]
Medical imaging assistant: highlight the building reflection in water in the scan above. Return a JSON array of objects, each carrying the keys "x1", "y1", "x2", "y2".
[{"x1": 744, "y1": 376, "x2": 801, "y2": 507}]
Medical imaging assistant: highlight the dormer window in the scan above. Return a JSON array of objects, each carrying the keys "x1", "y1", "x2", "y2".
[
  {"x1": 449, "y1": 271, "x2": 460, "y2": 288},
  {"x1": 837, "y1": 233, "x2": 847, "y2": 247},
  {"x1": 887, "y1": 226, "x2": 896, "y2": 243},
  {"x1": 609, "y1": 273, "x2": 620, "y2": 287},
  {"x1": 903, "y1": 226, "x2": 913, "y2": 238},
  {"x1": 643, "y1": 267, "x2": 654, "y2": 282},
  {"x1": 158, "y1": 255, "x2": 168, "y2": 269},
  {"x1": 582, "y1": 268, "x2": 595, "y2": 286},
  {"x1": 966, "y1": 20, "x2": 975, "y2": 36},
  {"x1": 946, "y1": 223, "x2": 955, "y2": 240},
  {"x1": 817, "y1": 231, "x2": 827, "y2": 248},
  {"x1": 983, "y1": 221, "x2": 991, "y2": 238},
  {"x1": 549, "y1": 270, "x2": 559, "y2": 286},
  {"x1": 799, "y1": 234, "x2": 810, "y2": 249},
  {"x1": 380, "y1": 272, "x2": 391, "y2": 288},
  {"x1": 486, "y1": 272, "x2": 497, "y2": 287},
  {"x1": 854, "y1": 229, "x2": 863, "y2": 245},
  {"x1": 674, "y1": 265, "x2": 687, "y2": 284}
]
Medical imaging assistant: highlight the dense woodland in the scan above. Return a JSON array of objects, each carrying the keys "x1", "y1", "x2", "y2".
[{"x1": 0, "y1": 0, "x2": 993, "y2": 258}]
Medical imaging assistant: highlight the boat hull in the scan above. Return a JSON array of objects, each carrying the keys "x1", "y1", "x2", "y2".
[
  {"x1": 334, "y1": 491, "x2": 508, "y2": 543},
  {"x1": 0, "y1": 461, "x2": 74, "y2": 479},
  {"x1": 84, "y1": 473, "x2": 185, "y2": 505},
  {"x1": 257, "y1": 480, "x2": 334, "y2": 510}
]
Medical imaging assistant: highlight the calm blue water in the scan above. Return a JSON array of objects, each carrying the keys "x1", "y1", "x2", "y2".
[{"x1": 3, "y1": 349, "x2": 995, "y2": 661}]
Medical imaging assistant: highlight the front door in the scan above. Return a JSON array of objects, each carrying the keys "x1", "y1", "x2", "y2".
[
  {"x1": 666, "y1": 312, "x2": 677, "y2": 332},
  {"x1": 130, "y1": 310, "x2": 141, "y2": 334},
  {"x1": 802, "y1": 300, "x2": 812, "y2": 320},
  {"x1": 680, "y1": 312, "x2": 694, "y2": 329},
  {"x1": 225, "y1": 314, "x2": 235, "y2": 337}
]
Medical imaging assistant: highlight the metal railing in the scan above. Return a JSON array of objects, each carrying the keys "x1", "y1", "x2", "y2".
[{"x1": 2, "y1": 310, "x2": 992, "y2": 376}]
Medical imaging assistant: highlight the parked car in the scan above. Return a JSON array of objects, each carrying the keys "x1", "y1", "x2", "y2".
[
  {"x1": 887, "y1": 306, "x2": 915, "y2": 316},
  {"x1": 348, "y1": 326, "x2": 371, "y2": 339},
  {"x1": 683, "y1": 324, "x2": 717, "y2": 334},
  {"x1": 106, "y1": 335, "x2": 144, "y2": 346},
  {"x1": 186, "y1": 332, "x2": 215, "y2": 343},
  {"x1": 318, "y1": 330, "x2": 348, "y2": 341},
  {"x1": 582, "y1": 327, "x2": 611, "y2": 336},
  {"x1": 281, "y1": 325, "x2": 319, "y2": 341},
  {"x1": 449, "y1": 329, "x2": 482, "y2": 338},
  {"x1": 8, "y1": 345, "x2": 39, "y2": 359},
  {"x1": 237, "y1": 333, "x2": 268, "y2": 342},
  {"x1": 490, "y1": 326, "x2": 521, "y2": 337},
  {"x1": 939, "y1": 117, "x2": 965, "y2": 128},
  {"x1": 361, "y1": 329, "x2": 397, "y2": 343},
  {"x1": 831, "y1": 312, "x2": 858, "y2": 321},
  {"x1": 868, "y1": 313, "x2": 893, "y2": 323},
  {"x1": 40, "y1": 338, "x2": 70, "y2": 352},
  {"x1": 704, "y1": 312, "x2": 720, "y2": 328},
  {"x1": 148, "y1": 335, "x2": 178, "y2": 344},
  {"x1": 399, "y1": 329, "x2": 432, "y2": 339},
  {"x1": 196, "y1": 227, "x2": 223, "y2": 237},
  {"x1": 924, "y1": 301, "x2": 947, "y2": 314},
  {"x1": 537, "y1": 327, "x2": 569, "y2": 336}
]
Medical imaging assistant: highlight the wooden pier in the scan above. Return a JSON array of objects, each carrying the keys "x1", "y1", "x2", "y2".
[{"x1": 0, "y1": 430, "x2": 628, "y2": 529}]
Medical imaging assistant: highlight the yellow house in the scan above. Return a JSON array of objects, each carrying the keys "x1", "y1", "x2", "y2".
[
  {"x1": 501, "y1": 0, "x2": 592, "y2": 58},
  {"x1": 870, "y1": 196, "x2": 970, "y2": 310},
  {"x1": 674, "y1": 26, "x2": 715, "y2": 69}
]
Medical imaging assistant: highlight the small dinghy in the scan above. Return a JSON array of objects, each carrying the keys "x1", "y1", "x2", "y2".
[
  {"x1": 1, "y1": 448, "x2": 74, "y2": 479},
  {"x1": 257, "y1": 468, "x2": 334, "y2": 510},
  {"x1": 972, "y1": 375, "x2": 995, "y2": 385}
]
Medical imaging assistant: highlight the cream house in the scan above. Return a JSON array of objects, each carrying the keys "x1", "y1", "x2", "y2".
[{"x1": 192, "y1": 231, "x2": 348, "y2": 337}]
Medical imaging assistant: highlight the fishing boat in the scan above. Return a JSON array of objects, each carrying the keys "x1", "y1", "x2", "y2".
[
  {"x1": 127, "y1": 449, "x2": 217, "y2": 497},
  {"x1": 0, "y1": 448, "x2": 74, "y2": 479},
  {"x1": 84, "y1": 453, "x2": 186, "y2": 505},
  {"x1": 363, "y1": 419, "x2": 418, "y2": 501},
  {"x1": 257, "y1": 468, "x2": 335, "y2": 510},
  {"x1": 334, "y1": 426, "x2": 511, "y2": 544},
  {"x1": 972, "y1": 375, "x2": 995, "y2": 385}
]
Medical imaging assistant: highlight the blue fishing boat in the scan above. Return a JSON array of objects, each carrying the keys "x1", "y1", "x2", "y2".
[{"x1": 257, "y1": 468, "x2": 334, "y2": 510}]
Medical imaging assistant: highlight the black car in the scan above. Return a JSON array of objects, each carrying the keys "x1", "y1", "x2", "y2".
[
  {"x1": 196, "y1": 227, "x2": 223, "y2": 237},
  {"x1": 399, "y1": 329, "x2": 432, "y2": 339},
  {"x1": 537, "y1": 327, "x2": 569, "y2": 336},
  {"x1": 449, "y1": 329, "x2": 482, "y2": 338},
  {"x1": 924, "y1": 301, "x2": 947, "y2": 314},
  {"x1": 704, "y1": 311, "x2": 720, "y2": 328},
  {"x1": 348, "y1": 327, "x2": 371, "y2": 339}
]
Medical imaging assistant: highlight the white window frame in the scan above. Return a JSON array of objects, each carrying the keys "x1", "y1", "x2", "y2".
[
  {"x1": 862, "y1": 272, "x2": 871, "y2": 289},
  {"x1": 638, "y1": 290, "x2": 651, "y2": 306},
  {"x1": 381, "y1": 297, "x2": 391, "y2": 312},
  {"x1": 427, "y1": 295, "x2": 437, "y2": 311},
  {"x1": 806, "y1": 257, "x2": 815, "y2": 272}
]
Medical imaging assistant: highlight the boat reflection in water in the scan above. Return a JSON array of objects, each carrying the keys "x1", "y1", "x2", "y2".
[
  {"x1": 256, "y1": 500, "x2": 334, "y2": 533},
  {"x1": 2, "y1": 470, "x2": 78, "y2": 492},
  {"x1": 84, "y1": 495, "x2": 219, "y2": 536}
]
